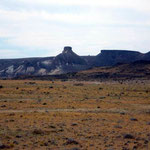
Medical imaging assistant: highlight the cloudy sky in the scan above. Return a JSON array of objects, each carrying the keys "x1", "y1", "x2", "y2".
[{"x1": 0, "y1": 0, "x2": 150, "y2": 58}]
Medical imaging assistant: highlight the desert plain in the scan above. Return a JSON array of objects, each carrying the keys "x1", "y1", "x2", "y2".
[{"x1": 0, "y1": 79, "x2": 150, "y2": 150}]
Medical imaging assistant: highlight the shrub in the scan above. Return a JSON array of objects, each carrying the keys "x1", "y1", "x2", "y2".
[
  {"x1": 32, "y1": 129, "x2": 44, "y2": 135},
  {"x1": 0, "y1": 85, "x2": 3, "y2": 89},
  {"x1": 74, "y1": 83, "x2": 84, "y2": 86}
]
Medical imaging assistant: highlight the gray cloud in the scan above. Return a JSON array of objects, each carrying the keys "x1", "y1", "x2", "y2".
[{"x1": 0, "y1": 0, "x2": 150, "y2": 58}]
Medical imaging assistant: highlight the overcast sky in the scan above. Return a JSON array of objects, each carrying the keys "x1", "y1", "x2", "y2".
[{"x1": 0, "y1": 0, "x2": 150, "y2": 58}]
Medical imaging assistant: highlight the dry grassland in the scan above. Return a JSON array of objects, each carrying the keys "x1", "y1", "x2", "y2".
[{"x1": 0, "y1": 80, "x2": 150, "y2": 150}]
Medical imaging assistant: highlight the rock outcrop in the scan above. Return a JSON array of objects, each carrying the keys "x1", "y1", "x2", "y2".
[{"x1": 0, "y1": 47, "x2": 150, "y2": 78}]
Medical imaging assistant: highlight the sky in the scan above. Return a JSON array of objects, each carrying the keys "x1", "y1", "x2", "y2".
[{"x1": 0, "y1": 0, "x2": 150, "y2": 58}]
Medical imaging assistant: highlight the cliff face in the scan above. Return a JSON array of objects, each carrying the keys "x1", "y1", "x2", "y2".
[
  {"x1": 0, "y1": 47, "x2": 150, "y2": 78},
  {"x1": 0, "y1": 57, "x2": 55, "y2": 78}
]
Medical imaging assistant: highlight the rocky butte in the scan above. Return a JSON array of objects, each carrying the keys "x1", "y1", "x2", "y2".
[{"x1": 0, "y1": 46, "x2": 150, "y2": 78}]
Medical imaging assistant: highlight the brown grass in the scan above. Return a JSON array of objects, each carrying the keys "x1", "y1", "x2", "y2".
[{"x1": 0, "y1": 80, "x2": 150, "y2": 149}]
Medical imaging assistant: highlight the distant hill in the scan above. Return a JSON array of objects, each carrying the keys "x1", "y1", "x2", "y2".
[
  {"x1": 1, "y1": 46, "x2": 150, "y2": 78},
  {"x1": 95, "y1": 50, "x2": 142, "y2": 66},
  {"x1": 75, "y1": 60, "x2": 150, "y2": 80},
  {"x1": 17, "y1": 60, "x2": 150, "y2": 81}
]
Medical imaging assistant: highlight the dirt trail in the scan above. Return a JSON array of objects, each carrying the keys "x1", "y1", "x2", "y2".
[{"x1": 0, "y1": 108, "x2": 128, "y2": 114}]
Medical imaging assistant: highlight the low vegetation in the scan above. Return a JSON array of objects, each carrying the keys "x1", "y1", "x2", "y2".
[{"x1": 0, "y1": 79, "x2": 150, "y2": 149}]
